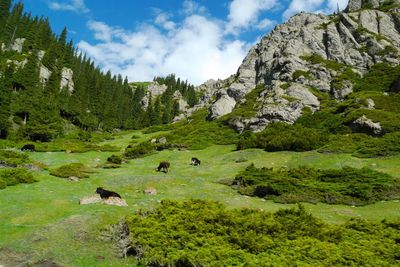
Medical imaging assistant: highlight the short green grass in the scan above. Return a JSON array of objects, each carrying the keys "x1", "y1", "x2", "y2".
[{"x1": 0, "y1": 131, "x2": 399, "y2": 266}]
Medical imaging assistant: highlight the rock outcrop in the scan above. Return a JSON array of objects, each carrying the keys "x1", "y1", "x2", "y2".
[
  {"x1": 79, "y1": 195, "x2": 128, "y2": 206},
  {"x1": 189, "y1": 0, "x2": 400, "y2": 132},
  {"x1": 350, "y1": 115, "x2": 384, "y2": 136},
  {"x1": 147, "y1": 82, "x2": 168, "y2": 96},
  {"x1": 60, "y1": 67, "x2": 74, "y2": 92}
]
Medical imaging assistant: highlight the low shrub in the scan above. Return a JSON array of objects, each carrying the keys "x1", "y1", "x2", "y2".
[
  {"x1": 0, "y1": 168, "x2": 36, "y2": 189},
  {"x1": 35, "y1": 140, "x2": 119, "y2": 153},
  {"x1": 237, "y1": 122, "x2": 328, "y2": 152},
  {"x1": 49, "y1": 163, "x2": 93, "y2": 178},
  {"x1": 0, "y1": 149, "x2": 30, "y2": 166},
  {"x1": 231, "y1": 164, "x2": 400, "y2": 205},
  {"x1": 165, "y1": 109, "x2": 238, "y2": 150},
  {"x1": 125, "y1": 200, "x2": 400, "y2": 266},
  {"x1": 124, "y1": 141, "x2": 156, "y2": 159},
  {"x1": 107, "y1": 154, "x2": 122, "y2": 165},
  {"x1": 353, "y1": 63, "x2": 400, "y2": 92}
]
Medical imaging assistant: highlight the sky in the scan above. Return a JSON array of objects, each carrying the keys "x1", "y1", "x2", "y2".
[{"x1": 22, "y1": 0, "x2": 349, "y2": 85}]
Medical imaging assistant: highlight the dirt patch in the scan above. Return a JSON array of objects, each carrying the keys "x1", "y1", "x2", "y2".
[
  {"x1": 100, "y1": 221, "x2": 133, "y2": 258},
  {"x1": 0, "y1": 247, "x2": 31, "y2": 267},
  {"x1": 31, "y1": 259, "x2": 62, "y2": 267}
]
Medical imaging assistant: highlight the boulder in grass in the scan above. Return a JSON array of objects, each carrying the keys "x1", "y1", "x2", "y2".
[
  {"x1": 103, "y1": 197, "x2": 128, "y2": 207},
  {"x1": 79, "y1": 195, "x2": 102, "y2": 205},
  {"x1": 79, "y1": 195, "x2": 128, "y2": 206},
  {"x1": 68, "y1": 176, "x2": 79, "y2": 182}
]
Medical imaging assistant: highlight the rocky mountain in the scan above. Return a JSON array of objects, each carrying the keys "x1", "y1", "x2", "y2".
[{"x1": 183, "y1": 0, "x2": 400, "y2": 132}]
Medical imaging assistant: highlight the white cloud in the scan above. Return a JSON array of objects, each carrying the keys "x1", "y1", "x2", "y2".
[
  {"x1": 48, "y1": 0, "x2": 90, "y2": 13},
  {"x1": 78, "y1": 13, "x2": 249, "y2": 85},
  {"x1": 283, "y1": 0, "x2": 325, "y2": 19},
  {"x1": 326, "y1": 0, "x2": 348, "y2": 12},
  {"x1": 154, "y1": 12, "x2": 176, "y2": 31},
  {"x1": 226, "y1": 0, "x2": 277, "y2": 34},
  {"x1": 182, "y1": 0, "x2": 208, "y2": 15},
  {"x1": 283, "y1": 0, "x2": 349, "y2": 20},
  {"x1": 256, "y1": 18, "x2": 276, "y2": 30}
]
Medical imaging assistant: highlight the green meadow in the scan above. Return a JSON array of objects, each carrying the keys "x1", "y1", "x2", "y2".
[{"x1": 0, "y1": 131, "x2": 399, "y2": 266}]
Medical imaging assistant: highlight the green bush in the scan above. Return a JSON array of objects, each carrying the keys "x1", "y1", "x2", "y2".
[
  {"x1": 226, "y1": 84, "x2": 265, "y2": 119},
  {"x1": 237, "y1": 122, "x2": 327, "y2": 152},
  {"x1": 49, "y1": 163, "x2": 93, "y2": 178},
  {"x1": 231, "y1": 164, "x2": 399, "y2": 205},
  {"x1": 296, "y1": 109, "x2": 350, "y2": 134},
  {"x1": 107, "y1": 154, "x2": 122, "y2": 165},
  {"x1": 125, "y1": 200, "x2": 400, "y2": 266},
  {"x1": 124, "y1": 141, "x2": 156, "y2": 159},
  {"x1": 0, "y1": 149, "x2": 30, "y2": 166},
  {"x1": 300, "y1": 54, "x2": 346, "y2": 71},
  {"x1": 165, "y1": 109, "x2": 238, "y2": 150},
  {"x1": 0, "y1": 168, "x2": 36, "y2": 189},
  {"x1": 35, "y1": 139, "x2": 119, "y2": 153},
  {"x1": 354, "y1": 63, "x2": 400, "y2": 92},
  {"x1": 292, "y1": 70, "x2": 312, "y2": 80}
]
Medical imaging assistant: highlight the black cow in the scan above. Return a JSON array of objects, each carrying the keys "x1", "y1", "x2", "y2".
[
  {"x1": 96, "y1": 187, "x2": 121, "y2": 199},
  {"x1": 191, "y1": 157, "x2": 201, "y2": 166},
  {"x1": 21, "y1": 144, "x2": 35, "y2": 152},
  {"x1": 157, "y1": 161, "x2": 170, "y2": 173}
]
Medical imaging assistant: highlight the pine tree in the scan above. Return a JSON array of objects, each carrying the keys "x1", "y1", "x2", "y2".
[
  {"x1": 152, "y1": 96, "x2": 162, "y2": 125},
  {"x1": 0, "y1": 64, "x2": 13, "y2": 138}
]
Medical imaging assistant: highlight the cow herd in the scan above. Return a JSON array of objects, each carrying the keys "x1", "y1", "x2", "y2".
[{"x1": 96, "y1": 157, "x2": 202, "y2": 200}]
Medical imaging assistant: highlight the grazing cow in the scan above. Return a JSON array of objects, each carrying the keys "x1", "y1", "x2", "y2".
[
  {"x1": 21, "y1": 144, "x2": 35, "y2": 152},
  {"x1": 96, "y1": 187, "x2": 121, "y2": 199},
  {"x1": 191, "y1": 157, "x2": 201, "y2": 166},
  {"x1": 157, "y1": 161, "x2": 170, "y2": 173}
]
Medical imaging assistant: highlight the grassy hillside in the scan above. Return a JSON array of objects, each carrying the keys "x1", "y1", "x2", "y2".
[{"x1": 0, "y1": 130, "x2": 399, "y2": 266}]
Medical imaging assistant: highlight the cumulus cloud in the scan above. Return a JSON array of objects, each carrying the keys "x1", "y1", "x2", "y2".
[
  {"x1": 283, "y1": 0, "x2": 325, "y2": 19},
  {"x1": 48, "y1": 0, "x2": 90, "y2": 13},
  {"x1": 182, "y1": 0, "x2": 208, "y2": 15},
  {"x1": 154, "y1": 12, "x2": 176, "y2": 31},
  {"x1": 283, "y1": 0, "x2": 349, "y2": 20},
  {"x1": 226, "y1": 0, "x2": 278, "y2": 34},
  {"x1": 326, "y1": 0, "x2": 349, "y2": 12},
  {"x1": 78, "y1": 11, "x2": 250, "y2": 84}
]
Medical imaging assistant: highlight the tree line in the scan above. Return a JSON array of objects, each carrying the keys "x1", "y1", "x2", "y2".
[{"x1": 0, "y1": 0, "x2": 196, "y2": 141}]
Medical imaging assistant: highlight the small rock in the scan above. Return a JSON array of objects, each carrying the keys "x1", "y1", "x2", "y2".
[
  {"x1": 158, "y1": 137, "x2": 167, "y2": 144},
  {"x1": 68, "y1": 176, "x2": 79, "y2": 182},
  {"x1": 103, "y1": 197, "x2": 128, "y2": 206},
  {"x1": 144, "y1": 187, "x2": 157, "y2": 195},
  {"x1": 151, "y1": 138, "x2": 157, "y2": 143},
  {"x1": 366, "y1": 98, "x2": 375, "y2": 109},
  {"x1": 79, "y1": 195, "x2": 102, "y2": 205}
]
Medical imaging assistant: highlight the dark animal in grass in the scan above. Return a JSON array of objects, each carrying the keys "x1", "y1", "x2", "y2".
[
  {"x1": 191, "y1": 157, "x2": 201, "y2": 166},
  {"x1": 21, "y1": 144, "x2": 35, "y2": 152},
  {"x1": 96, "y1": 187, "x2": 121, "y2": 199},
  {"x1": 157, "y1": 161, "x2": 170, "y2": 173}
]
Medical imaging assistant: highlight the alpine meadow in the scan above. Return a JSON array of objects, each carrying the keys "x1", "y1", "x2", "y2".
[{"x1": 0, "y1": 0, "x2": 400, "y2": 266}]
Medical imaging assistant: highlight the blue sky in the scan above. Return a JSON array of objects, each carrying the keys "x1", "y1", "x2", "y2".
[{"x1": 22, "y1": 0, "x2": 349, "y2": 84}]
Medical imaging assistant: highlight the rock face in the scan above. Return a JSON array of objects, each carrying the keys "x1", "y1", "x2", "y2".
[
  {"x1": 9, "y1": 38, "x2": 25, "y2": 53},
  {"x1": 187, "y1": 0, "x2": 400, "y2": 132},
  {"x1": 208, "y1": 93, "x2": 236, "y2": 119},
  {"x1": 351, "y1": 115, "x2": 384, "y2": 136},
  {"x1": 39, "y1": 64, "x2": 51, "y2": 84},
  {"x1": 60, "y1": 67, "x2": 74, "y2": 92},
  {"x1": 148, "y1": 82, "x2": 168, "y2": 96}
]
